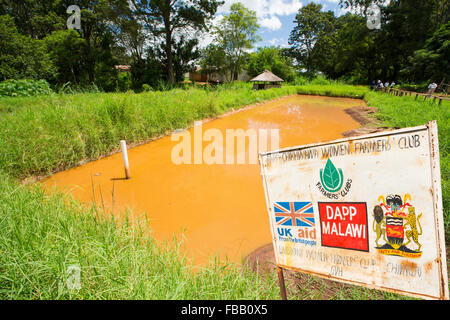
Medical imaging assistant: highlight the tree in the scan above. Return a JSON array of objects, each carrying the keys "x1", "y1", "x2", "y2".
[
  {"x1": 404, "y1": 22, "x2": 450, "y2": 83},
  {"x1": 0, "y1": 0, "x2": 65, "y2": 39},
  {"x1": 0, "y1": 0, "x2": 130, "y2": 88},
  {"x1": 130, "y1": 0, "x2": 223, "y2": 84},
  {"x1": 247, "y1": 47, "x2": 296, "y2": 82},
  {"x1": 200, "y1": 43, "x2": 228, "y2": 81},
  {"x1": 172, "y1": 36, "x2": 200, "y2": 82},
  {"x1": 94, "y1": 30, "x2": 119, "y2": 91},
  {"x1": 326, "y1": 13, "x2": 378, "y2": 83},
  {"x1": 289, "y1": 3, "x2": 335, "y2": 75},
  {"x1": 114, "y1": 14, "x2": 147, "y2": 64},
  {"x1": 214, "y1": 2, "x2": 260, "y2": 81},
  {"x1": 44, "y1": 29, "x2": 86, "y2": 84},
  {"x1": 0, "y1": 15, "x2": 55, "y2": 81}
]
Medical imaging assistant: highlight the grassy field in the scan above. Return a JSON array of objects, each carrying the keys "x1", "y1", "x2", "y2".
[
  {"x1": 0, "y1": 174, "x2": 283, "y2": 299},
  {"x1": 0, "y1": 82, "x2": 448, "y2": 299}
]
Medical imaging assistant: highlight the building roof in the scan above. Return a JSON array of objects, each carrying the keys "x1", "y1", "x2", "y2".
[
  {"x1": 250, "y1": 70, "x2": 284, "y2": 82},
  {"x1": 115, "y1": 65, "x2": 131, "y2": 71}
]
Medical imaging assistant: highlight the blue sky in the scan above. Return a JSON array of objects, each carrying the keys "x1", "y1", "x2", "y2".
[{"x1": 214, "y1": 0, "x2": 346, "y2": 49}]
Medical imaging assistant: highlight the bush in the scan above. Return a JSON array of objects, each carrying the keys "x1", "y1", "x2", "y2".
[
  {"x1": 0, "y1": 79, "x2": 53, "y2": 97},
  {"x1": 118, "y1": 72, "x2": 132, "y2": 92},
  {"x1": 142, "y1": 83, "x2": 151, "y2": 92}
]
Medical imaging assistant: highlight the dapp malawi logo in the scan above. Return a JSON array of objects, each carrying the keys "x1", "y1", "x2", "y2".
[
  {"x1": 318, "y1": 202, "x2": 369, "y2": 252},
  {"x1": 273, "y1": 202, "x2": 317, "y2": 246},
  {"x1": 317, "y1": 158, "x2": 352, "y2": 199}
]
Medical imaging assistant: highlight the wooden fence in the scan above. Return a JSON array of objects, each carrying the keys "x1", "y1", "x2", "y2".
[{"x1": 376, "y1": 87, "x2": 448, "y2": 106}]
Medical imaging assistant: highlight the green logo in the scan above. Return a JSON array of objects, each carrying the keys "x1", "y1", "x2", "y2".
[{"x1": 320, "y1": 159, "x2": 344, "y2": 193}]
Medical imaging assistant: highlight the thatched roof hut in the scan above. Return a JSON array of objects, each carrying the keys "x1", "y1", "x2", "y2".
[{"x1": 250, "y1": 70, "x2": 284, "y2": 90}]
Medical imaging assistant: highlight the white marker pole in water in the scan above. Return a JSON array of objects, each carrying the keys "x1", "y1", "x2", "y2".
[{"x1": 120, "y1": 140, "x2": 131, "y2": 179}]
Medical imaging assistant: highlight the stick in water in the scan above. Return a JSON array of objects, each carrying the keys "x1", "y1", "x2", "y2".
[{"x1": 120, "y1": 140, "x2": 131, "y2": 179}]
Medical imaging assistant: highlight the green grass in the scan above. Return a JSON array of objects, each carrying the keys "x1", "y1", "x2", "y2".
[
  {"x1": 0, "y1": 84, "x2": 300, "y2": 180},
  {"x1": 0, "y1": 82, "x2": 447, "y2": 300},
  {"x1": 0, "y1": 175, "x2": 281, "y2": 299}
]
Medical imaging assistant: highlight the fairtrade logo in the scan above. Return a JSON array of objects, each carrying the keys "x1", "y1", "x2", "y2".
[{"x1": 320, "y1": 159, "x2": 344, "y2": 193}]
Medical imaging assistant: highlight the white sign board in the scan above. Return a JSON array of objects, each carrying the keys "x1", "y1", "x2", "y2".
[{"x1": 259, "y1": 121, "x2": 448, "y2": 300}]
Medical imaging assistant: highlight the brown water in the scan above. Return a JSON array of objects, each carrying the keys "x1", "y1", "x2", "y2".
[{"x1": 41, "y1": 95, "x2": 364, "y2": 266}]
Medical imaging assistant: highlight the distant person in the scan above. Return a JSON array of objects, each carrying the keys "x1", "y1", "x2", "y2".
[
  {"x1": 377, "y1": 80, "x2": 384, "y2": 89},
  {"x1": 390, "y1": 82, "x2": 395, "y2": 88},
  {"x1": 428, "y1": 82, "x2": 438, "y2": 96},
  {"x1": 384, "y1": 82, "x2": 389, "y2": 89},
  {"x1": 370, "y1": 80, "x2": 376, "y2": 90}
]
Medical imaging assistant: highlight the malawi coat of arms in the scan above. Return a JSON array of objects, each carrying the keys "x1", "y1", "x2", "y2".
[{"x1": 372, "y1": 194, "x2": 423, "y2": 258}]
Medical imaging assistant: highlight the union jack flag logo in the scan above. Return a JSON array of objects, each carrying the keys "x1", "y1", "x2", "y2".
[{"x1": 273, "y1": 202, "x2": 315, "y2": 227}]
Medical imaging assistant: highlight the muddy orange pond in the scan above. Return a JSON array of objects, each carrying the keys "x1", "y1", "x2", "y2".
[{"x1": 41, "y1": 95, "x2": 364, "y2": 266}]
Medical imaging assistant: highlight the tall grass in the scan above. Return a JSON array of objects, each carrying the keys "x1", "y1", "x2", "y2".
[
  {"x1": 0, "y1": 173, "x2": 279, "y2": 299},
  {"x1": 0, "y1": 86, "x2": 299, "y2": 180}
]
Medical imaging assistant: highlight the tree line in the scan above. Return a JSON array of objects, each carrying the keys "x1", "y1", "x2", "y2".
[
  {"x1": 288, "y1": 0, "x2": 449, "y2": 85},
  {"x1": 0, "y1": 0, "x2": 448, "y2": 92}
]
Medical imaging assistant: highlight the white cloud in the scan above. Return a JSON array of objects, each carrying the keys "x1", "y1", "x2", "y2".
[
  {"x1": 267, "y1": 0, "x2": 303, "y2": 16},
  {"x1": 267, "y1": 37, "x2": 289, "y2": 48},
  {"x1": 217, "y1": 0, "x2": 302, "y2": 31},
  {"x1": 259, "y1": 16, "x2": 282, "y2": 31}
]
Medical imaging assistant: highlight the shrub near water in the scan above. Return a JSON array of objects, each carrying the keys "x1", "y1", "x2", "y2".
[{"x1": 0, "y1": 79, "x2": 53, "y2": 97}]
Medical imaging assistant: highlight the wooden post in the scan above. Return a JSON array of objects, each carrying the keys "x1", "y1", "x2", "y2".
[
  {"x1": 120, "y1": 140, "x2": 131, "y2": 179},
  {"x1": 277, "y1": 266, "x2": 287, "y2": 300}
]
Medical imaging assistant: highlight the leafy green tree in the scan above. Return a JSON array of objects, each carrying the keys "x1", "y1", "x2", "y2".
[
  {"x1": 404, "y1": 22, "x2": 450, "y2": 83},
  {"x1": 95, "y1": 31, "x2": 119, "y2": 91},
  {"x1": 0, "y1": 0, "x2": 130, "y2": 88},
  {"x1": 200, "y1": 43, "x2": 228, "y2": 80},
  {"x1": 113, "y1": 13, "x2": 147, "y2": 64},
  {"x1": 130, "y1": 46, "x2": 165, "y2": 90},
  {"x1": 339, "y1": 0, "x2": 388, "y2": 12},
  {"x1": 247, "y1": 47, "x2": 296, "y2": 82},
  {"x1": 288, "y1": 3, "x2": 335, "y2": 75},
  {"x1": 44, "y1": 29, "x2": 86, "y2": 84},
  {"x1": 214, "y1": 2, "x2": 260, "y2": 81},
  {"x1": 0, "y1": 0, "x2": 65, "y2": 39},
  {"x1": 322, "y1": 13, "x2": 378, "y2": 83},
  {"x1": 0, "y1": 15, "x2": 55, "y2": 81},
  {"x1": 172, "y1": 36, "x2": 200, "y2": 82},
  {"x1": 130, "y1": 0, "x2": 223, "y2": 84},
  {"x1": 338, "y1": 0, "x2": 448, "y2": 82}
]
